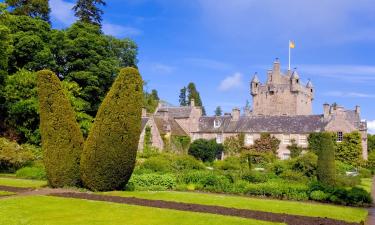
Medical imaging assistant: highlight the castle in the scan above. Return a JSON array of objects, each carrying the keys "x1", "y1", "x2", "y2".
[{"x1": 139, "y1": 59, "x2": 368, "y2": 160}]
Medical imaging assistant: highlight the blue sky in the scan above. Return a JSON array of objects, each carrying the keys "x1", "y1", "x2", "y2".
[{"x1": 48, "y1": 0, "x2": 374, "y2": 133}]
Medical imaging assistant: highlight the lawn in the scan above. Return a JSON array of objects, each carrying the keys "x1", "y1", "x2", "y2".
[
  {"x1": 0, "y1": 191, "x2": 15, "y2": 196},
  {"x1": 0, "y1": 196, "x2": 283, "y2": 225},
  {"x1": 0, "y1": 177, "x2": 47, "y2": 188},
  {"x1": 358, "y1": 178, "x2": 373, "y2": 193},
  {"x1": 104, "y1": 191, "x2": 368, "y2": 223}
]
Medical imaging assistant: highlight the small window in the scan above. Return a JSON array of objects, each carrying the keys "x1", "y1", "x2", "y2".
[
  {"x1": 216, "y1": 134, "x2": 223, "y2": 144},
  {"x1": 245, "y1": 134, "x2": 254, "y2": 146},
  {"x1": 299, "y1": 135, "x2": 307, "y2": 145},
  {"x1": 283, "y1": 134, "x2": 291, "y2": 145},
  {"x1": 337, "y1": 132, "x2": 343, "y2": 142},
  {"x1": 214, "y1": 119, "x2": 222, "y2": 128}
]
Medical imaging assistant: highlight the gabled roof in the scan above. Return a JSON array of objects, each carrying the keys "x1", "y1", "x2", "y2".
[
  {"x1": 196, "y1": 115, "x2": 327, "y2": 134},
  {"x1": 156, "y1": 107, "x2": 192, "y2": 118},
  {"x1": 154, "y1": 117, "x2": 188, "y2": 136}
]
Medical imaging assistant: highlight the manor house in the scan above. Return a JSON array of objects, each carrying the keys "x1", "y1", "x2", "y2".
[{"x1": 139, "y1": 59, "x2": 368, "y2": 159}]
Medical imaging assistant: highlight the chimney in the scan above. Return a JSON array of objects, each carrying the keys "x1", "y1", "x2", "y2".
[
  {"x1": 142, "y1": 108, "x2": 147, "y2": 117},
  {"x1": 190, "y1": 98, "x2": 195, "y2": 107},
  {"x1": 355, "y1": 105, "x2": 361, "y2": 115},
  {"x1": 323, "y1": 103, "x2": 330, "y2": 119},
  {"x1": 231, "y1": 107, "x2": 240, "y2": 121},
  {"x1": 272, "y1": 58, "x2": 280, "y2": 73}
]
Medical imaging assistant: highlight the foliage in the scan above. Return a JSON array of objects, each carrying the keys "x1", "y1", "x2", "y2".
[
  {"x1": 310, "y1": 190, "x2": 329, "y2": 201},
  {"x1": 214, "y1": 156, "x2": 242, "y2": 171},
  {"x1": 223, "y1": 133, "x2": 244, "y2": 155},
  {"x1": 287, "y1": 139, "x2": 304, "y2": 158},
  {"x1": 288, "y1": 152, "x2": 317, "y2": 177},
  {"x1": 139, "y1": 156, "x2": 172, "y2": 173},
  {"x1": 184, "y1": 82, "x2": 206, "y2": 115},
  {"x1": 251, "y1": 133, "x2": 280, "y2": 154},
  {"x1": 310, "y1": 132, "x2": 336, "y2": 186},
  {"x1": 5, "y1": 0, "x2": 50, "y2": 22},
  {"x1": 128, "y1": 173, "x2": 176, "y2": 191},
  {"x1": 367, "y1": 150, "x2": 375, "y2": 169},
  {"x1": 143, "y1": 88, "x2": 159, "y2": 113},
  {"x1": 80, "y1": 67, "x2": 143, "y2": 191},
  {"x1": 16, "y1": 166, "x2": 46, "y2": 180},
  {"x1": 336, "y1": 131, "x2": 363, "y2": 166},
  {"x1": 335, "y1": 174, "x2": 361, "y2": 187},
  {"x1": 143, "y1": 125, "x2": 152, "y2": 150},
  {"x1": 179, "y1": 86, "x2": 187, "y2": 106},
  {"x1": 368, "y1": 134, "x2": 375, "y2": 153},
  {"x1": 241, "y1": 171, "x2": 268, "y2": 183},
  {"x1": 170, "y1": 135, "x2": 191, "y2": 154},
  {"x1": 0, "y1": 137, "x2": 34, "y2": 172},
  {"x1": 214, "y1": 106, "x2": 222, "y2": 116},
  {"x1": 37, "y1": 70, "x2": 84, "y2": 188},
  {"x1": 245, "y1": 180, "x2": 309, "y2": 200},
  {"x1": 188, "y1": 139, "x2": 223, "y2": 162},
  {"x1": 73, "y1": 0, "x2": 106, "y2": 26}
]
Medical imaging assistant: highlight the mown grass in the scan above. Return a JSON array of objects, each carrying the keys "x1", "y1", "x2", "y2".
[
  {"x1": 357, "y1": 178, "x2": 373, "y2": 193},
  {"x1": 104, "y1": 191, "x2": 368, "y2": 223},
  {"x1": 0, "y1": 196, "x2": 283, "y2": 225},
  {"x1": 0, "y1": 177, "x2": 47, "y2": 188},
  {"x1": 0, "y1": 191, "x2": 15, "y2": 196}
]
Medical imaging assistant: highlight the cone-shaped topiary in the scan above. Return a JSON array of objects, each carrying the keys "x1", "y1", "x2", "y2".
[
  {"x1": 37, "y1": 69, "x2": 84, "y2": 187},
  {"x1": 313, "y1": 132, "x2": 336, "y2": 186},
  {"x1": 80, "y1": 67, "x2": 143, "y2": 191}
]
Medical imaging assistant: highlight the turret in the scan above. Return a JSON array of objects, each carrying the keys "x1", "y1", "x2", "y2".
[
  {"x1": 306, "y1": 80, "x2": 314, "y2": 99},
  {"x1": 290, "y1": 69, "x2": 300, "y2": 92},
  {"x1": 251, "y1": 72, "x2": 260, "y2": 96}
]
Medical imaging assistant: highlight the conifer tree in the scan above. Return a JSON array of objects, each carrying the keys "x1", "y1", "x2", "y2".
[
  {"x1": 73, "y1": 0, "x2": 106, "y2": 26},
  {"x1": 179, "y1": 87, "x2": 187, "y2": 106},
  {"x1": 187, "y1": 82, "x2": 206, "y2": 115},
  {"x1": 80, "y1": 67, "x2": 143, "y2": 191},
  {"x1": 37, "y1": 70, "x2": 84, "y2": 187},
  {"x1": 5, "y1": 0, "x2": 50, "y2": 22},
  {"x1": 215, "y1": 106, "x2": 222, "y2": 116}
]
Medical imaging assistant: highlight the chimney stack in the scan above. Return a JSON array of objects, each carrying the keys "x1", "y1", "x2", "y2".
[
  {"x1": 231, "y1": 107, "x2": 240, "y2": 121},
  {"x1": 323, "y1": 103, "x2": 330, "y2": 119},
  {"x1": 272, "y1": 58, "x2": 280, "y2": 73},
  {"x1": 355, "y1": 105, "x2": 361, "y2": 115}
]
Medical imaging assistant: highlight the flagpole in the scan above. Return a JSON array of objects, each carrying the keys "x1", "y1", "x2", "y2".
[{"x1": 288, "y1": 40, "x2": 291, "y2": 71}]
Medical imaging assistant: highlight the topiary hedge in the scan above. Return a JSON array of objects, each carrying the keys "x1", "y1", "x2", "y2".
[
  {"x1": 80, "y1": 67, "x2": 143, "y2": 191},
  {"x1": 37, "y1": 70, "x2": 84, "y2": 187}
]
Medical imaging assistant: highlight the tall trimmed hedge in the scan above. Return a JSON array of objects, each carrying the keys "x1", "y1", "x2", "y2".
[
  {"x1": 310, "y1": 132, "x2": 336, "y2": 186},
  {"x1": 80, "y1": 67, "x2": 143, "y2": 191},
  {"x1": 37, "y1": 70, "x2": 84, "y2": 187}
]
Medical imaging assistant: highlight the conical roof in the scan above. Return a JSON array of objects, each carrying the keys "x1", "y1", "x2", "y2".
[
  {"x1": 291, "y1": 70, "x2": 299, "y2": 80},
  {"x1": 251, "y1": 73, "x2": 260, "y2": 83},
  {"x1": 306, "y1": 80, "x2": 313, "y2": 88}
]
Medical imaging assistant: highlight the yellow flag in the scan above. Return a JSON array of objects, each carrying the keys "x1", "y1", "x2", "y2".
[{"x1": 289, "y1": 40, "x2": 295, "y2": 49}]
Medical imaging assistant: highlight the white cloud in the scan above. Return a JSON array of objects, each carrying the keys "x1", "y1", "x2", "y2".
[
  {"x1": 50, "y1": 0, "x2": 76, "y2": 26},
  {"x1": 324, "y1": 91, "x2": 375, "y2": 98},
  {"x1": 149, "y1": 63, "x2": 175, "y2": 74},
  {"x1": 219, "y1": 72, "x2": 243, "y2": 91},
  {"x1": 184, "y1": 58, "x2": 233, "y2": 70},
  {"x1": 102, "y1": 23, "x2": 141, "y2": 37},
  {"x1": 368, "y1": 120, "x2": 375, "y2": 134}
]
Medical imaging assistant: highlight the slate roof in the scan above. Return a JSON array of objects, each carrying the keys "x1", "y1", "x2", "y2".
[
  {"x1": 154, "y1": 117, "x2": 187, "y2": 136},
  {"x1": 156, "y1": 107, "x2": 192, "y2": 118},
  {"x1": 196, "y1": 115, "x2": 327, "y2": 134}
]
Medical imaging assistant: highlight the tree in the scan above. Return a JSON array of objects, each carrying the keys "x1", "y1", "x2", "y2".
[
  {"x1": 188, "y1": 139, "x2": 223, "y2": 162},
  {"x1": 336, "y1": 132, "x2": 363, "y2": 166},
  {"x1": 187, "y1": 82, "x2": 206, "y2": 115},
  {"x1": 368, "y1": 134, "x2": 375, "y2": 153},
  {"x1": 215, "y1": 106, "x2": 222, "y2": 116},
  {"x1": 37, "y1": 70, "x2": 84, "y2": 188},
  {"x1": 179, "y1": 86, "x2": 187, "y2": 106},
  {"x1": 5, "y1": 0, "x2": 50, "y2": 22},
  {"x1": 287, "y1": 139, "x2": 304, "y2": 158},
  {"x1": 106, "y1": 36, "x2": 138, "y2": 68},
  {"x1": 80, "y1": 67, "x2": 143, "y2": 191},
  {"x1": 73, "y1": 0, "x2": 106, "y2": 26},
  {"x1": 251, "y1": 133, "x2": 280, "y2": 154},
  {"x1": 223, "y1": 133, "x2": 244, "y2": 155},
  {"x1": 311, "y1": 132, "x2": 336, "y2": 186},
  {"x1": 151, "y1": 89, "x2": 159, "y2": 101}
]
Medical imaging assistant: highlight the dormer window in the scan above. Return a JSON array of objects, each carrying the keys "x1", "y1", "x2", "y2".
[{"x1": 214, "y1": 119, "x2": 222, "y2": 128}]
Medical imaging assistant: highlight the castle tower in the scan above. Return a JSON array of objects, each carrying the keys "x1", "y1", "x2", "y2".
[{"x1": 250, "y1": 59, "x2": 314, "y2": 116}]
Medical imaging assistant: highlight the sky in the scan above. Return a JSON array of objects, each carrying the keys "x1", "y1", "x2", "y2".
[{"x1": 48, "y1": 0, "x2": 374, "y2": 133}]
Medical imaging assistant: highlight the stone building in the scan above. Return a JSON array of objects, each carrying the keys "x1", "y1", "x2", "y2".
[{"x1": 138, "y1": 60, "x2": 368, "y2": 159}]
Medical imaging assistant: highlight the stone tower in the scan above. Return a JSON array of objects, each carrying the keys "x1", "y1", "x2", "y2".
[{"x1": 250, "y1": 59, "x2": 314, "y2": 116}]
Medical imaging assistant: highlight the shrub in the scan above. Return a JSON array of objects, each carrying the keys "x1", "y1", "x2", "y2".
[
  {"x1": 139, "y1": 156, "x2": 172, "y2": 173},
  {"x1": 0, "y1": 138, "x2": 35, "y2": 172},
  {"x1": 287, "y1": 139, "x2": 304, "y2": 158},
  {"x1": 336, "y1": 132, "x2": 363, "y2": 166},
  {"x1": 366, "y1": 150, "x2": 375, "y2": 169},
  {"x1": 310, "y1": 132, "x2": 336, "y2": 186},
  {"x1": 279, "y1": 170, "x2": 306, "y2": 182},
  {"x1": 245, "y1": 180, "x2": 309, "y2": 200},
  {"x1": 178, "y1": 170, "x2": 232, "y2": 192},
  {"x1": 310, "y1": 190, "x2": 329, "y2": 201},
  {"x1": 37, "y1": 70, "x2": 84, "y2": 188},
  {"x1": 128, "y1": 173, "x2": 176, "y2": 191},
  {"x1": 80, "y1": 67, "x2": 143, "y2": 191},
  {"x1": 241, "y1": 171, "x2": 268, "y2": 183},
  {"x1": 250, "y1": 133, "x2": 280, "y2": 154},
  {"x1": 170, "y1": 154, "x2": 205, "y2": 171},
  {"x1": 358, "y1": 167, "x2": 372, "y2": 178},
  {"x1": 214, "y1": 156, "x2": 242, "y2": 171},
  {"x1": 346, "y1": 187, "x2": 372, "y2": 206},
  {"x1": 16, "y1": 166, "x2": 46, "y2": 180},
  {"x1": 188, "y1": 139, "x2": 223, "y2": 162},
  {"x1": 269, "y1": 160, "x2": 287, "y2": 176},
  {"x1": 335, "y1": 174, "x2": 361, "y2": 187},
  {"x1": 335, "y1": 161, "x2": 354, "y2": 174},
  {"x1": 289, "y1": 152, "x2": 317, "y2": 177}
]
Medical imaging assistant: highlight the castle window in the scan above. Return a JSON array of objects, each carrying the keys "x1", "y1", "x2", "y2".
[
  {"x1": 216, "y1": 134, "x2": 223, "y2": 144},
  {"x1": 245, "y1": 134, "x2": 254, "y2": 146},
  {"x1": 214, "y1": 119, "x2": 222, "y2": 128},
  {"x1": 337, "y1": 132, "x2": 343, "y2": 142},
  {"x1": 299, "y1": 135, "x2": 307, "y2": 145},
  {"x1": 283, "y1": 134, "x2": 291, "y2": 145}
]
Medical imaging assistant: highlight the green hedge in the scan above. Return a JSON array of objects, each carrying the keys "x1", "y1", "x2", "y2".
[
  {"x1": 128, "y1": 173, "x2": 176, "y2": 191},
  {"x1": 37, "y1": 70, "x2": 84, "y2": 187},
  {"x1": 80, "y1": 67, "x2": 143, "y2": 191}
]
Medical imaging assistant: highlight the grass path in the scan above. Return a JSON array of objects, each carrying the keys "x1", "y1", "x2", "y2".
[
  {"x1": 104, "y1": 191, "x2": 367, "y2": 223},
  {"x1": 0, "y1": 195, "x2": 282, "y2": 225},
  {"x1": 0, "y1": 177, "x2": 47, "y2": 188}
]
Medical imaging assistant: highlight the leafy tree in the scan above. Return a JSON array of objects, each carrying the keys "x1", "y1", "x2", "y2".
[
  {"x1": 37, "y1": 70, "x2": 84, "y2": 188},
  {"x1": 312, "y1": 132, "x2": 336, "y2": 186},
  {"x1": 368, "y1": 134, "x2": 375, "y2": 153},
  {"x1": 106, "y1": 36, "x2": 138, "y2": 68},
  {"x1": 5, "y1": 0, "x2": 50, "y2": 22},
  {"x1": 336, "y1": 132, "x2": 362, "y2": 166},
  {"x1": 223, "y1": 133, "x2": 244, "y2": 155},
  {"x1": 188, "y1": 139, "x2": 223, "y2": 162},
  {"x1": 367, "y1": 150, "x2": 375, "y2": 169},
  {"x1": 215, "y1": 106, "x2": 222, "y2": 116},
  {"x1": 179, "y1": 86, "x2": 187, "y2": 106},
  {"x1": 0, "y1": 137, "x2": 35, "y2": 172},
  {"x1": 151, "y1": 89, "x2": 159, "y2": 101},
  {"x1": 287, "y1": 139, "x2": 304, "y2": 158},
  {"x1": 80, "y1": 67, "x2": 143, "y2": 191},
  {"x1": 143, "y1": 89, "x2": 159, "y2": 113},
  {"x1": 73, "y1": 0, "x2": 106, "y2": 26},
  {"x1": 3, "y1": 69, "x2": 39, "y2": 144},
  {"x1": 251, "y1": 133, "x2": 280, "y2": 154},
  {"x1": 186, "y1": 82, "x2": 206, "y2": 115}
]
